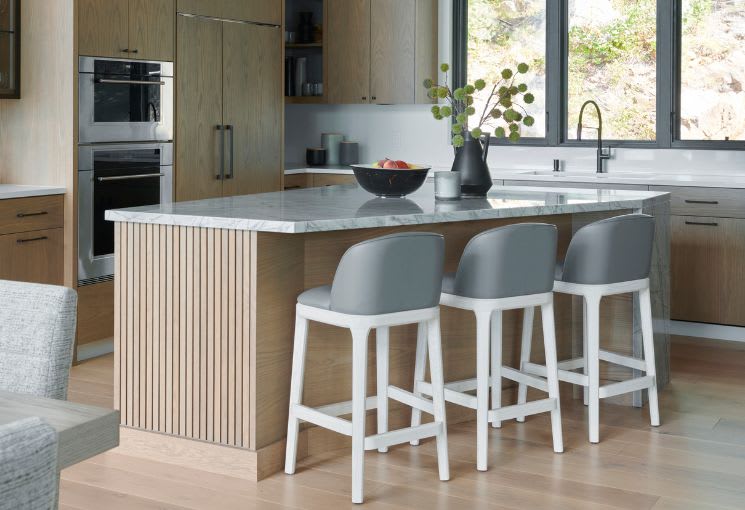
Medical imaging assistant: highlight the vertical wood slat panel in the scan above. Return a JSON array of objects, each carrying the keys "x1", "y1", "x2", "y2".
[
  {"x1": 116, "y1": 224, "x2": 251, "y2": 448},
  {"x1": 114, "y1": 223, "x2": 122, "y2": 412}
]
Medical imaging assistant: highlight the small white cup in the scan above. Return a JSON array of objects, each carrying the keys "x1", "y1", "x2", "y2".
[{"x1": 435, "y1": 171, "x2": 461, "y2": 201}]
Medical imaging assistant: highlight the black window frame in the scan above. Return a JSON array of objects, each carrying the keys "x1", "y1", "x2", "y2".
[{"x1": 454, "y1": 0, "x2": 745, "y2": 150}]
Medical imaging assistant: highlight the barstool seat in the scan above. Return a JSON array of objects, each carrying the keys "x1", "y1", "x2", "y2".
[
  {"x1": 284, "y1": 233, "x2": 450, "y2": 504},
  {"x1": 520, "y1": 214, "x2": 661, "y2": 444},
  {"x1": 411, "y1": 224, "x2": 564, "y2": 472}
]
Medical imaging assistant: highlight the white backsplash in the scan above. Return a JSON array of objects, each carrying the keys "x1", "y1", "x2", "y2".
[{"x1": 285, "y1": 104, "x2": 745, "y2": 176}]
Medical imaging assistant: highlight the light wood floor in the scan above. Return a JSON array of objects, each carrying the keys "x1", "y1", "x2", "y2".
[{"x1": 62, "y1": 336, "x2": 745, "y2": 509}]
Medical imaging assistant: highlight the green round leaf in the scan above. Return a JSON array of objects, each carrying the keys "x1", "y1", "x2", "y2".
[
  {"x1": 494, "y1": 127, "x2": 506, "y2": 138},
  {"x1": 431, "y1": 105, "x2": 441, "y2": 115},
  {"x1": 437, "y1": 87, "x2": 448, "y2": 99},
  {"x1": 452, "y1": 123, "x2": 463, "y2": 133},
  {"x1": 466, "y1": 95, "x2": 474, "y2": 105},
  {"x1": 423, "y1": 78, "x2": 433, "y2": 89},
  {"x1": 441, "y1": 106, "x2": 453, "y2": 117},
  {"x1": 518, "y1": 83, "x2": 528, "y2": 93},
  {"x1": 490, "y1": 108, "x2": 502, "y2": 119},
  {"x1": 452, "y1": 134, "x2": 465, "y2": 147},
  {"x1": 498, "y1": 86, "x2": 509, "y2": 96},
  {"x1": 456, "y1": 113, "x2": 467, "y2": 123},
  {"x1": 509, "y1": 131, "x2": 521, "y2": 142},
  {"x1": 517, "y1": 63, "x2": 529, "y2": 74},
  {"x1": 440, "y1": 63, "x2": 450, "y2": 73},
  {"x1": 453, "y1": 88, "x2": 466, "y2": 100},
  {"x1": 474, "y1": 79, "x2": 486, "y2": 91},
  {"x1": 471, "y1": 128, "x2": 483, "y2": 139},
  {"x1": 509, "y1": 123, "x2": 520, "y2": 132},
  {"x1": 434, "y1": 114, "x2": 444, "y2": 120},
  {"x1": 427, "y1": 89, "x2": 437, "y2": 99},
  {"x1": 500, "y1": 97, "x2": 512, "y2": 108},
  {"x1": 509, "y1": 86, "x2": 519, "y2": 95},
  {"x1": 523, "y1": 115, "x2": 535, "y2": 127},
  {"x1": 524, "y1": 93, "x2": 535, "y2": 104},
  {"x1": 466, "y1": 106, "x2": 476, "y2": 115},
  {"x1": 501, "y1": 68, "x2": 513, "y2": 80},
  {"x1": 464, "y1": 84, "x2": 475, "y2": 94}
]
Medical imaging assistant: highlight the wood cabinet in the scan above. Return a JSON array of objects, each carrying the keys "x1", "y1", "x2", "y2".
[
  {"x1": 670, "y1": 216, "x2": 745, "y2": 326},
  {"x1": 282, "y1": 173, "x2": 356, "y2": 190},
  {"x1": 78, "y1": 0, "x2": 175, "y2": 61},
  {"x1": 0, "y1": 195, "x2": 64, "y2": 286},
  {"x1": 327, "y1": 0, "x2": 436, "y2": 105},
  {"x1": 176, "y1": 14, "x2": 282, "y2": 201},
  {"x1": 176, "y1": 0, "x2": 282, "y2": 25}
]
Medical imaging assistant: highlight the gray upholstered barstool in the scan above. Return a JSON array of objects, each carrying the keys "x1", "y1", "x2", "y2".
[
  {"x1": 410, "y1": 224, "x2": 564, "y2": 472},
  {"x1": 284, "y1": 233, "x2": 450, "y2": 504},
  {"x1": 520, "y1": 214, "x2": 660, "y2": 443}
]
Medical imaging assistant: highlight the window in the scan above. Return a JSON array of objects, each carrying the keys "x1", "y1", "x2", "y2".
[
  {"x1": 466, "y1": 0, "x2": 547, "y2": 139},
  {"x1": 679, "y1": 0, "x2": 745, "y2": 141},
  {"x1": 454, "y1": 0, "x2": 745, "y2": 149},
  {"x1": 567, "y1": 0, "x2": 657, "y2": 141}
]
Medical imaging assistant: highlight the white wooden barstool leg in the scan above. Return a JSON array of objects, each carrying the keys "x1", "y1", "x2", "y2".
[
  {"x1": 541, "y1": 300, "x2": 564, "y2": 453},
  {"x1": 427, "y1": 315, "x2": 450, "y2": 481},
  {"x1": 516, "y1": 306, "x2": 535, "y2": 422},
  {"x1": 490, "y1": 310, "x2": 503, "y2": 429},
  {"x1": 583, "y1": 298, "x2": 589, "y2": 406},
  {"x1": 376, "y1": 326, "x2": 390, "y2": 452},
  {"x1": 285, "y1": 313, "x2": 309, "y2": 475},
  {"x1": 410, "y1": 321, "x2": 428, "y2": 446},
  {"x1": 475, "y1": 310, "x2": 491, "y2": 471},
  {"x1": 586, "y1": 294, "x2": 601, "y2": 444},
  {"x1": 639, "y1": 287, "x2": 660, "y2": 427},
  {"x1": 351, "y1": 327, "x2": 370, "y2": 504}
]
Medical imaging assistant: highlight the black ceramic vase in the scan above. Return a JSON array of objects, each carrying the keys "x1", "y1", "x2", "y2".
[
  {"x1": 297, "y1": 12, "x2": 314, "y2": 44},
  {"x1": 451, "y1": 131, "x2": 492, "y2": 197}
]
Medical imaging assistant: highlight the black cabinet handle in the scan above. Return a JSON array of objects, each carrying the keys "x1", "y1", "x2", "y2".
[
  {"x1": 685, "y1": 221, "x2": 719, "y2": 227},
  {"x1": 362, "y1": 96, "x2": 367, "y2": 101},
  {"x1": 121, "y1": 48, "x2": 130, "y2": 53},
  {"x1": 216, "y1": 125, "x2": 225, "y2": 180},
  {"x1": 684, "y1": 199, "x2": 719, "y2": 205},
  {"x1": 16, "y1": 211, "x2": 48, "y2": 218},
  {"x1": 371, "y1": 96, "x2": 377, "y2": 101},
  {"x1": 284, "y1": 185, "x2": 302, "y2": 190},
  {"x1": 130, "y1": 49, "x2": 139, "y2": 54},
  {"x1": 17, "y1": 236, "x2": 48, "y2": 244},
  {"x1": 225, "y1": 125, "x2": 234, "y2": 180}
]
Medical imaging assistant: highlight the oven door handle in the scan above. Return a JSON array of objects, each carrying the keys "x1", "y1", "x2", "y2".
[
  {"x1": 94, "y1": 78, "x2": 167, "y2": 86},
  {"x1": 96, "y1": 173, "x2": 166, "y2": 182}
]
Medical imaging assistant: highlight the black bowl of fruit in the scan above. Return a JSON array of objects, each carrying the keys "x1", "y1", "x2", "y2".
[{"x1": 351, "y1": 159, "x2": 431, "y2": 198}]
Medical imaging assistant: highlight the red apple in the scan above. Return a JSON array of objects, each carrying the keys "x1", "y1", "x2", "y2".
[
  {"x1": 382, "y1": 159, "x2": 399, "y2": 169},
  {"x1": 395, "y1": 160, "x2": 410, "y2": 169},
  {"x1": 377, "y1": 158, "x2": 390, "y2": 168}
]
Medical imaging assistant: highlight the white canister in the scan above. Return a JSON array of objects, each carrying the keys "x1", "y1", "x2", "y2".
[
  {"x1": 321, "y1": 133, "x2": 345, "y2": 165},
  {"x1": 295, "y1": 57, "x2": 307, "y2": 98},
  {"x1": 434, "y1": 171, "x2": 461, "y2": 201}
]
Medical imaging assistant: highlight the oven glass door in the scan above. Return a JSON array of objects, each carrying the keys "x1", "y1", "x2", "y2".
[
  {"x1": 93, "y1": 60, "x2": 164, "y2": 124},
  {"x1": 92, "y1": 148, "x2": 163, "y2": 257}
]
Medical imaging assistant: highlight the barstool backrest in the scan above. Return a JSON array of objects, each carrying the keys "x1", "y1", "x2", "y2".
[
  {"x1": 561, "y1": 213, "x2": 655, "y2": 285},
  {"x1": 453, "y1": 223, "x2": 558, "y2": 299},
  {"x1": 330, "y1": 232, "x2": 445, "y2": 315}
]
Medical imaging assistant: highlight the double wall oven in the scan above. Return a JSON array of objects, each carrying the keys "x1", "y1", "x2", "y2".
[{"x1": 78, "y1": 56, "x2": 174, "y2": 286}]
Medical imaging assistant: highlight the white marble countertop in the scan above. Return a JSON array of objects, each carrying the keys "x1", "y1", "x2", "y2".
[
  {"x1": 107, "y1": 183, "x2": 669, "y2": 234},
  {"x1": 285, "y1": 163, "x2": 355, "y2": 175},
  {"x1": 0, "y1": 184, "x2": 66, "y2": 199}
]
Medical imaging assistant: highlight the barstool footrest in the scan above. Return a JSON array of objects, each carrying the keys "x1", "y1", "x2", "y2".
[
  {"x1": 599, "y1": 376, "x2": 655, "y2": 399},
  {"x1": 364, "y1": 422, "x2": 443, "y2": 451},
  {"x1": 501, "y1": 367, "x2": 548, "y2": 392},
  {"x1": 557, "y1": 357, "x2": 585, "y2": 371},
  {"x1": 598, "y1": 349, "x2": 647, "y2": 371},
  {"x1": 315, "y1": 395, "x2": 378, "y2": 417},
  {"x1": 293, "y1": 404, "x2": 353, "y2": 436},
  {"x1": 418, "y1": 381, "x2": 478, "y2": 409},
  {"x1": 525, "y1": 361, "x2": 590, "y2": 387},
  {"x1": 388, "y1": 386, "x2": 434, "y2": 415},
  {"x1": 488, "y1": 398, "x2": 557, "y2": 423}
]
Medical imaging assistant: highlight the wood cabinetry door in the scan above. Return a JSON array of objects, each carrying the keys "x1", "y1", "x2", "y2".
[
  {"x1": 222, "y1": 22, "x2": 282, "y2": 196},
  {"x1": 177, "y1": 0, "x2": 281, "y2": 24},
  {"x1": 415, "y1": 0, "x2": 438, "y2": 104},
  {"x1": 129, "y1": 0, "x2": 175, "y2": 61},
  {"x1": 78, "y1": 0, "x2": 129, "y2": 58},
  {"x1": 0, "y1": 228, "x2": 63, "y2": 285},
  {"x1": 175, "y1": 15, "x2": 224, "y2": 202},
  {"x1": 370, "y1": 0, "x2": 415, "y2": 104},
  {"x1": 670, "y1": 215, "x2": 745, "y2": 326},
  {"x1": 327, "y1": 0, "x2": 371, "y2": 104}
]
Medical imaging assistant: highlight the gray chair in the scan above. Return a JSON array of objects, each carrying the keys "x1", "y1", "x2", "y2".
[
  {"x1": 0, "y1": 280, "x2": 78, "y2": 400},
  {"x1": 0, "y1": 417, "x2": 59, "y2": 510},
  {"x1": 412, "y1": 224, "x2": 564, "y2": 472},
  {"x1": 520, "y1": 214, "x2": 660, "y2": 443},
  {"x1": 285, "y1": 233, "x2": 450, "y2": 504}
]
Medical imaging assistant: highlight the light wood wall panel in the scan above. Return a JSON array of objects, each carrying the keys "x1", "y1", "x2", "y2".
[{"x1": 115, "y1": 223, "x2": 252, "y2": 448}]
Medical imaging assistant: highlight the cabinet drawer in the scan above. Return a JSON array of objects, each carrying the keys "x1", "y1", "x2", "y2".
[
  {"x1": 283, "y1": 174, "x2": 310, "y2": 190},
  {"x1": 650, "y1": 186, "x2": 745, "y2": 218},
  {"x1": 0, "y1": 228, "x2": 64, "y2": 285},
  {"x1": 311, "y1": 174, "x2": 357, "y2": 187},
  {"x1": 0, "y1": 195, "x2": 64, "y2": 235}
]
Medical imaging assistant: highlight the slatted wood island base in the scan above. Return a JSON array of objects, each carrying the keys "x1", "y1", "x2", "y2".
[{"x1": 109, "y1": 184, "x2": 670, "y2": 481}]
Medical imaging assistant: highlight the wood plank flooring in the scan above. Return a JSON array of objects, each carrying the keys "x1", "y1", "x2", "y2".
[{"x1": 62, "y1": 336, "x2": 745, "y2": 509}]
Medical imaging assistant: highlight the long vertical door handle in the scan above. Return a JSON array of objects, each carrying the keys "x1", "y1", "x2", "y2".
[
  {"x1": 225, "y1": 125, "x2": 234, "y2": 179},
  {"x1": 216, "y1": 125, "x2": 225, "y2": 180}
]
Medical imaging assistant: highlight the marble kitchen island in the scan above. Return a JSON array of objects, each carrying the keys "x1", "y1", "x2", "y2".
[{"x1": 106, "y1": 183, "x2": 671, "y2": 481}]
